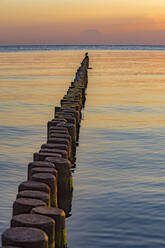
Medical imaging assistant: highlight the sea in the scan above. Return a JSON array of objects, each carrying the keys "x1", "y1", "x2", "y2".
[{"x1": 1, "y1": 45, "x2": 165, "y2": 247}]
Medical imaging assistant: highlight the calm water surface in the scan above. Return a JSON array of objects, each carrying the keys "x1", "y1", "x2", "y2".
[{"x1": 1, "y1": 49, "x2": 165, "y2": 247}]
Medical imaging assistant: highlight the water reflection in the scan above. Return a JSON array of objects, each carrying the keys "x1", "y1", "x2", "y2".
[
  {"x1": 67, "y1": 50, "x2": 165, "y2": 248},
  {"x1": 0, "y1": 50, "x2": 85, "y2": 237},
  {"x1": 1, "y1": 50, "x2": 165, "y2": 247}
]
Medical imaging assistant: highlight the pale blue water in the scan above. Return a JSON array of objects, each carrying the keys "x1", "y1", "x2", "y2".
[{"x1": 1, "y1": 46, "x2": 165, "y2": 247}]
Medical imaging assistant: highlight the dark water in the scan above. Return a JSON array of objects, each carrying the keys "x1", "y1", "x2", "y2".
[
  {"x1": 1, "y1": 45, "x2": 165, "y2": 52},
  {"x1": 1, "y1": 48, "x2": 165, "y2": 247}
]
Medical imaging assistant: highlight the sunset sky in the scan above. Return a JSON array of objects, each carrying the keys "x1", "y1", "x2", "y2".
[{"x1": 1, "y1": 0, "x2": 165, "y2": 45}]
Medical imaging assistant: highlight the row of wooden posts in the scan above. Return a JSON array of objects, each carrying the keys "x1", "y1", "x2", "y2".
[{"x1": 1, "y1": 53, "x2": 89, "y2": 248}]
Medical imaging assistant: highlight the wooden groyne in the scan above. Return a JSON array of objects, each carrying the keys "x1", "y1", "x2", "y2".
[{"x1": 1, "y1": 53, "x2": 89, "y2": 248}]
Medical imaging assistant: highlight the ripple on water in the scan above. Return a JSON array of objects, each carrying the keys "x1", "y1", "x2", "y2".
[{"x1": 1, "y1": 50, "x2": 165, "y2": 248}]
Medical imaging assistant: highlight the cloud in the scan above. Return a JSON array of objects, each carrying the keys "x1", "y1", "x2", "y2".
[
  {"x1": 76, "y1": 29, "x2": 104, "y2": 44},
  {"x1": 80, "y1": 29, "x2": 102, "y2": 38}
]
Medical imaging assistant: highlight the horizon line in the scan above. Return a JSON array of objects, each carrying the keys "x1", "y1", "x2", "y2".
[{"x1": 1, "y1": 43, "x2": 165, "y2": 46}]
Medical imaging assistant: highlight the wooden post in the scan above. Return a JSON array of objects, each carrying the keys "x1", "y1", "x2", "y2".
[
  {"x1": 11, "y1": 214, "x2": 55, "y2": 248},
  {"x1": 32, "y1": 206, "x2": 67, "y2": 248},
  {"x1": 2, "y1": 227, "x2": 48, "y2": 248}
]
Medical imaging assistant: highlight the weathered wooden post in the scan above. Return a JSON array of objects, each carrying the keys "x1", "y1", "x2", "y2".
[
  {"x1": 11, "y1": 214, "x2": 55, "y2": 248},
  {"x1": 32, "y1": 206, "x2": 67, "y2": 248},
  {"x1": 2, "y1": 227, "x2": 48, "y2": 248}
]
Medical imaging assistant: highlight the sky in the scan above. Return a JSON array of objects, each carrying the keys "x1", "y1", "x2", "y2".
[{"x1": 0, "y1": 0, "x2": 165, "y2": 45}]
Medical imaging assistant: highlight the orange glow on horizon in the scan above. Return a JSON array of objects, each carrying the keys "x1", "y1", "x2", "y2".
[{"x1": 1, "y1": 0, "x2": 165, "y2": 44}]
